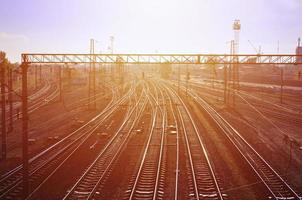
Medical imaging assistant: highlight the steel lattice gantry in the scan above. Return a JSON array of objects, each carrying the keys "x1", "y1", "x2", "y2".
[{"x1": 22, "y1": 53, "x2": 302, "y2": 64}]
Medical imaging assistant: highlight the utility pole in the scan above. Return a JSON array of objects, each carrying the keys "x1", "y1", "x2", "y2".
[
  {"x1": 8, "y1": 67, "x2": 13, "y2": 133},
  {"x1": 66, "y1": 64, "x2": 72, "y2": 91},
  {"x1": 186, "y1": 69, "x2": 188, "y2": 97},
  {"x1": 39, "y1": 64, "x2": 42, "y2": 84},
  {"x1": 280, "y1": 67, "x2": 284, "y2": 104},
  {"x1": 228, "y1": 64, "x2": 231, "y2": 105},
  {"x1": 35, "y1": 64, "x2": 38, "y2": 89},
  {"x1": 88, "y1": 46, "x2": 91, "y2": 108},
  {"x1": 88, "y1": 39, "x2": 96, "y2": 109},
  {"x1": 224, "y1": 63, "x2": 227, "y2": 104},
  {"x1": 232, "y1": 20, "x2": 241, "y2": 107},
  {"x1": 1, "y1": 54, "x2": 6, "y2": 160},
  {"x1": 231, "y1": 40, "x2": 236, "y2": 107},
  {"x1": 178, "y1": 65, "x2": 180, "y2": 94},
  {"x1": 21, "y1": 62, "x2": 29, "y2": 198},
  {"x1": 277, "y1": 40, "x2": 284, "y2": 104},
  {"x1": 93, "y1": 59, "x2": 96, "y2": 109},
  {"x1": 186, "y1": 64, "x2": 189, "y2": 97},
  {"x1": 115, "y1": 56, "x2": 124, "y2": 96},
  {"x1": 108, "y1": 36, "x2": 115, "y2": 85},
  {"x1": 59, "y1": 65, "x2": 62, "y2": 101},
  {"x1": 211, "y1": 64, "x2": 215, "y2": 89}
]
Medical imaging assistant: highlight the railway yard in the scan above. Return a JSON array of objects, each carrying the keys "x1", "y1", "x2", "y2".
[
  {"x1": 1, "y1": 63, "x2": 302, "y2": 200},
  {"x1": 2, "y1": 0, "x2": 302, "y2": 199}
]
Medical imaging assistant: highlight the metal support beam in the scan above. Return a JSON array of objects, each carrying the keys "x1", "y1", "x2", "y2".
[
  {"x1": 8, "y1": 68, "x2": 13, "y2": 133},
  {"x1": 211, "y1": 64, "x2": 215, "y2": 89},
  {"x1": 35, "y1": 64, "x2": 38, "y2": 89},
  {"x1": 59, "y1": 65, "x2": 62, "y2": 101},
  {"x1": 185, "y1": 65, "x2": 189, "y2": 97},
  {"x1": 1, "y1": 62, "x2": 6, "y2": 160},
  {"x1": 21, "y1": 62, "x2": 29, "y2": 199},
  {"x1": 224, "y1": 64, "x2": 227, "y2": 104},
  {"x1": 231, "y1": 41, "x2": 236, "y2": 107},
  {"x1": 21, "y1": 53, "x2": 302, "y2": 65},
  {"x1": 280, "y1": 68, "x2": 284, "y2": 104},
  {"x1": 228, "y1": 63, "x2": 231, "y2": 106},
  {"x1": 88, "y1": 39, "x2": 96, "y2": 110},
  {"x1": 67, "y1": 64, "x2": 71, "y2": 91},
  {"x1": 39, "y1": 64, "x2": 42, "y2": 84},
  {"x1": 177, "y1": 65, "x2": 180, "y2": 94},
  {"x1": 92, "y1": 63, "x2": 96, "y2": 109}
]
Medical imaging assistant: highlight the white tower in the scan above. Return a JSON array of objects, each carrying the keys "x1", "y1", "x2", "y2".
[{"x1": 233, "y1": 19, "x2": 241, "y2": 54}]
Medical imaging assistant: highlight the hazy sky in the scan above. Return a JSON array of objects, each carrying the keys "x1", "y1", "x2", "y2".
[{"x1": 1, "y1": 0, "x2": 301, "y2": 62}]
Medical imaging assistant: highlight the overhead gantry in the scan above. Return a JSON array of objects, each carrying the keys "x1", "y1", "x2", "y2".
[{"x1": 22, "y1": 53, "x2": 302, "y2": 64}]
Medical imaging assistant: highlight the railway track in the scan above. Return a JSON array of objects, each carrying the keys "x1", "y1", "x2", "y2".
[
  {"x1": 3, "y1": 82, "x2": 116, "y2": 155},
  {"x1": 184, "y1": 85, "x2": 301, "y2": 200},
  {"x1": 3, "y1": 80, "x2": 59, "y2": 125},
  {"x1": 186, "y1": 80, "x2": 302, "y2": 117},
  {"x1": 4, "y1": 77, "x2": 50, "y2": 112},
  {"x1": 68, "y1": 81, "x2": 156, "y2": 200},
  {"x1": 234, "y1": 92, "x2": 302, "y2": 128},
  {"x1": 0, "y1": 81, "x2": 138, "y2": 199},
  {"x1": 27, "y1": 84, "x2": 59, "y2": 113},
  {"x1": 125, "y1": 81, "x2": 166, "y2": 200},
  {"x1": 24, "y1": 82, "x2": 116, "y2": 136},
  {"x1": 155, "y1": 82, "x2": 179, "y2": 200},
  {"x1": 163, "y1": 83, "x2": 225, "y2": 200},
  {"x1": 182, "y1": 80, "x2": 302, "y2": 132},
  {"x1": 187, "y1": 81, "x2": 302, "y2": 152},
  {"x1": 63, "y1": 81, "x2": 116, "y2": 111},
  {"x1": 62, "y1": 83, "x2": 148, "y2": 200},
  {"x1": 1, "y1": 75, "x2": 300, "y2": 199}
]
